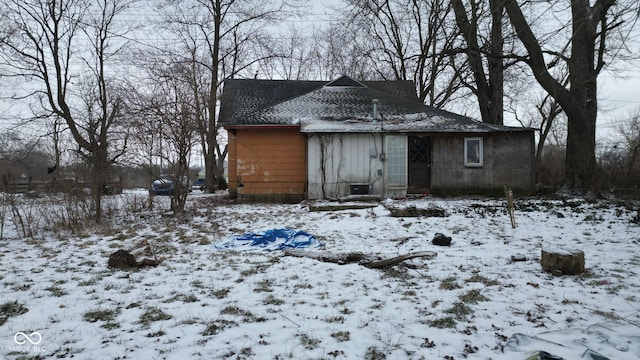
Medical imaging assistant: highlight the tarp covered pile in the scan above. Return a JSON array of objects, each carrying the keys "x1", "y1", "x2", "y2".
[
  {"x1": 504, "y1": 320, "x2": 640, "y2": 359},
  {"x1": 213, "y1": 228, "x2": 322, "y2": 251}
]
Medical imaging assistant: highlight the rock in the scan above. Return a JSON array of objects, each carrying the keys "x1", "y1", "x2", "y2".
[
  {"x1": 108, "y1": 242, "x2": 162, "y2": 270},
  {"x1": 541, "y1": 247, "x2": 585, "y2": 275},
  {"x1": 511, "y1": 254, "x2": 527, "y2": 262},
  {"x1": 432, "y1": 233, "x2": 452, "y2": 246},
  {"x1": 108, "y1": 249, "x2": 137, "y2": 269}
]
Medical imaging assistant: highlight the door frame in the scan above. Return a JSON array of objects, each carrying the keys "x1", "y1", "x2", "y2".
[{"x1": 407, "y1": 135, "x2": 432, "y2": 194}]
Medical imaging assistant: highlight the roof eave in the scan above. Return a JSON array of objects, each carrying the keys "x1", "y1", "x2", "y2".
[
  {"x1": 299, "y1": 128, "x2": 533, "y2": 134},
  {"x1": 223, "y1": 124, "x2": 300, "y2": 130}
]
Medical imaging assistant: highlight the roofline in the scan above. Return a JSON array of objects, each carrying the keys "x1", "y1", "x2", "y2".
[
  {"x1": 300, "y1": 129, "x2": 535, "y2": 134},
  {"x1": 223, "y1": 125, "x2": 301, "y2": 130}
]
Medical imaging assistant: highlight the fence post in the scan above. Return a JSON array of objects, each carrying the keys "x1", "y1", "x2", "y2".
[{"x1": 504, "y1": 185, "x2": 516, "y2": 228}]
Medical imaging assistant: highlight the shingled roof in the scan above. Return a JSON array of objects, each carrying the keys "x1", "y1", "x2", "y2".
[{"x1": 218, "y1": 75, "x2": 531, "y2": 133}]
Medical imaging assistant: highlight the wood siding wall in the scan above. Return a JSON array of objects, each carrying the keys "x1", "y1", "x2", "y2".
[
  {"x1": 228, "y1": 129, "x2": 534, "y2": 201},
  {"x1": 308, "y1": 131, "x2": 535, "y2": 199},
  {"x1": 227, "y1": 128, "x2": 306, "y2": 201},
  {"x1": 430, "y1": 132, "x2": 535, "y2": 194}
]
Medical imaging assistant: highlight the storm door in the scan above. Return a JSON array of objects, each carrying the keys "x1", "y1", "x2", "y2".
[{"x1": 407, "y1": 135, "x2": 431, "y2": 194}]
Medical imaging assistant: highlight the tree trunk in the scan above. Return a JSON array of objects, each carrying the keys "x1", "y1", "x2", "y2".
[
  {"x1": 503, "y1": 0, "x2": 612, "y2": 193},
  {"x1": 216, "y1": 144, "x2": 228, "y2": 183},
  {"x1": 204, "y1": 147, "x2": 218, "y2": 193},
  {"x1": 487, "y1": 0, "x2": 504, "y2": 125},
  {"x1": 563, "y1": 103, "x2": 598, "y2": 191},
  {"x1": 563, "y1": 2, "x2": 600, "y2": 192},
  {"x1": 204, "y1": 1, "x2": 222, "y2": 194},
  {"x1": 92, "y1": 146, "x2": 110, "y2": 223},
  {"x1": 451, "y1": 0, "x2": 504, "y2": 125}
]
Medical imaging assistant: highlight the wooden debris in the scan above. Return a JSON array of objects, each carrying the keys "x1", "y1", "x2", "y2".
[
  {"x1": 363, "y1": 251, "x2": 437, "y2": 269},
  {"x1": 386, "y1": 205, "x2": 447, "y2": 218},
  {"x1": 504, "y1": 185, "x2": 516, "y2": 228},
  {"x1": 308, "y1": 204, "x2": 377, "y2": 212},
  {"x1": 284, "y1": 249, "x2": 437, "y2": 269}
]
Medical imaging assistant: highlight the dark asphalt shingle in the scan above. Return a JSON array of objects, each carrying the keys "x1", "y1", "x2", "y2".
[{"x1": 219, "y1": 76, "x2": 532, "y2": 133}]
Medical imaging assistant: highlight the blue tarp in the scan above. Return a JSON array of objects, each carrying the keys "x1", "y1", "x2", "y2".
[{"x1": 213, "y1": 228, "x2": 322, "y2": 251}]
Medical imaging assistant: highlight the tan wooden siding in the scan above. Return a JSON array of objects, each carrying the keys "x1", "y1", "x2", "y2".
[{"x1": 227, "y1": 128, "x2": 306, "y2": 198}]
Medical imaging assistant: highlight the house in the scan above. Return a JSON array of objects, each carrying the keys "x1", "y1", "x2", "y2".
[{"x1": 219, "y1": 76, "x2": 535, "y2": 201}]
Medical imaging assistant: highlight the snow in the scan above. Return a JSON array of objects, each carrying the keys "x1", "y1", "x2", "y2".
[
  {"x1": 298, "y1": 113, "x2": 506, "y2": 134},
  {"x1": 297, "y1": 111, "x2": 530, "y2": 134},
  {"x1": 1, "y1": 191, "x2": 639, "y2": 359}
]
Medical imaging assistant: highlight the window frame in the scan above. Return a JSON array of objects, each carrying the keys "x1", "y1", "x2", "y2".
[
  {"x1": 385, "y1": 135, "x2": 407, "y2": 186},
  {"x1": 464, "y1": 137, "x2": 483, "y2": 167}
]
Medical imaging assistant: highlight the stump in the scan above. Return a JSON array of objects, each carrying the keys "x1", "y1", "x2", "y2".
[{"x1": 540, "y1": 248, "x2": 584, "y2": 275}]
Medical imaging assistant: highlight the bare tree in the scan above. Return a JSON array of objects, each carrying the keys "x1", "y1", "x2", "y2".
[
  {"x1": 617, "y1": 108, "x2": 640, "y2": 185},
  {"x1": 253, "y1": 24, "x2": 319, "y2": 80},
  {"x1": 136, "y1": 65, "x2": 199, "y2": 213},
  {"x1": 156, "y1": 0, "x2": 297, "y2": 193},
  {"x1": 334, "y1": 0, "x2": 462, "y2": 107},
  {"x1": 0, "y1": 0, "x2": 134, "y2": 221},
  {"x1": 309, "y1": 25, "x2": 378, "y2": 81},
  {"x1": 503, "y1": 0, "x2": 640, "y2": 193}
]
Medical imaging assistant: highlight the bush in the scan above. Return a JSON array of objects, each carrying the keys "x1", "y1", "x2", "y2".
[{"x1": 217, "y1": 177, "x2": 228, "y2": 191}]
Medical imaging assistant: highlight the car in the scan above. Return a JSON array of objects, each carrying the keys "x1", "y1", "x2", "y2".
[
  {"x1": 192, "y1": 178, "x2": 205, "y2": 191},
  {"x1": 151, "y1": 174, "x2": 190, "y2": 196},
  {"x1": 192, "y1": 170, "x2": 206, "y2": 191}
]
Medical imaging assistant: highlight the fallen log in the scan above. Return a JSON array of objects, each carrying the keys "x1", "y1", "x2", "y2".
[
  {"x1": 284, "y1": 249, "x2": 437, "y2": 269},
  {"x1": 363, "y1": 251, "x2": 438, "y2": 269},
  {"x1": 308, "y1": 203, "x2": 377, "y2": 212}
]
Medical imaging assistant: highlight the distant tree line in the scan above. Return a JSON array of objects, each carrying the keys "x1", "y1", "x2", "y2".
[{"x1": 0, "y1": 0, "x2": 639, "y2": 220}]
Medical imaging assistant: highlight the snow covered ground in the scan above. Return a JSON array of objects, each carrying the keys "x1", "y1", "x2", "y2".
[{"x1": 0, "y1": 190, "x2": 639, "y2": 359}]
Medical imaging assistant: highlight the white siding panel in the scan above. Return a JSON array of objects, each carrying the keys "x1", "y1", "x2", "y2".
[{"x1": 307, "y1": 134, "x2": 384, "y2": 199}]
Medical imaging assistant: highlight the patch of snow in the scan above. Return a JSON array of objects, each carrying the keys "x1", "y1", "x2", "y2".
[{"x1": 0, "y1": 192, "x2": 638, "y2": 359}]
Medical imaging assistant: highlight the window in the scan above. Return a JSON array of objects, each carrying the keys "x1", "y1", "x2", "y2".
[
  {"x1": 464, "y1": 137, "x2": 483, "y2": 167},
  {"x1": 385, "y1": 135, "x2": 407, "y2": 185}
]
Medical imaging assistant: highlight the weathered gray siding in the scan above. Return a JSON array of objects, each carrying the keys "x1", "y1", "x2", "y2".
[
  {"x1": 430, "y1": 132, "x2": 535, "y2": 194},
  {"x1": 307, "y1": 131, "x2": 535, "y2": 199}
]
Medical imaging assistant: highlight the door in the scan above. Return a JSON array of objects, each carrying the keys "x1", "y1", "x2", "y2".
[
  {"x1": 408, "y1": 135, "x2": 431, "y2": 194},
  {"x1": 384, "y1": 135, "x2": 407, "y2": 197}
]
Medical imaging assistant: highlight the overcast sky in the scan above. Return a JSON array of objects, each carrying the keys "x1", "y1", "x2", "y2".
[{"x1": 1, "y1": 0, "x2": 638, "y2": 147}]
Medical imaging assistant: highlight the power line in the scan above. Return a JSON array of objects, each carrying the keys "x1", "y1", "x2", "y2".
[{"x1": 600, "y1": 98, "x2": 640, "y2": 104}]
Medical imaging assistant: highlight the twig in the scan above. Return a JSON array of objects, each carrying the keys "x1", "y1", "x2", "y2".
[{"x1": 278, "y1": 311, "x2": 301, "y2": 327}]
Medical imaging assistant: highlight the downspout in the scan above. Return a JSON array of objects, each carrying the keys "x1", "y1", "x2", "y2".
[
  {"x1": 380, "y1": 132, "x2": 385, "y2": 198},
  {"x1": 373, "y1": 99, "x2": 387, "y2": 197},
  {"x1": 320, "y1": 135, "x2": 327, "y2": 199}
]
